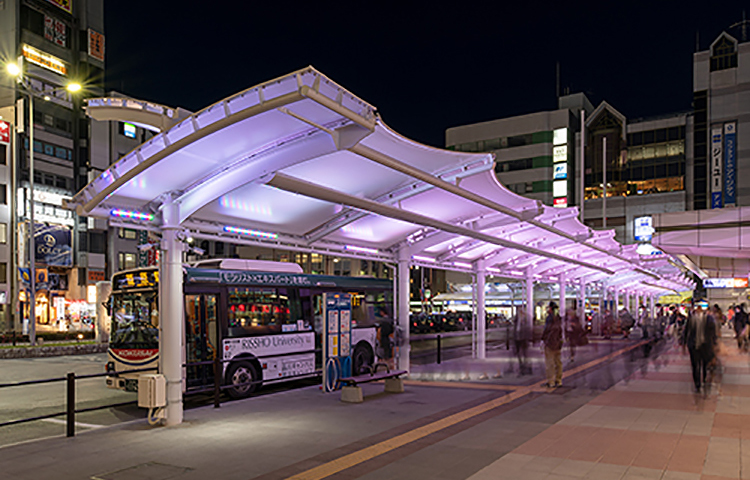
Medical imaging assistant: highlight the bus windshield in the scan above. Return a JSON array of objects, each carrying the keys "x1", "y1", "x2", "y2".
[{"x1": 110, "y1": 290, "x2": 159, "y2": 348}]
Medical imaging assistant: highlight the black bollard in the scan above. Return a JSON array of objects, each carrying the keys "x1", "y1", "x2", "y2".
[{"x1": 437, "y1": 334, "x2": 442, "y2": 364}]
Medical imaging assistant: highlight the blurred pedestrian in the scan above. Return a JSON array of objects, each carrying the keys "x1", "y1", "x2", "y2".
[
  {"x1": 375, "y1": 307, "x2": 395, "y2": 369},
  {"x1": 682, "y1": 302, "x2": 717, "y2": 393},
  {"x1": 733, "y1": 304, "x2": 748, "y2": 350},
  {"x1": 513, "y1": 306, "x2": 531, "y2": 375},
  {"x1": 542, "y1": 302, "x2": 563, "y2": 388},
  {"x1": 565, "y1": 308, "x2": 584, "y2": 363}
]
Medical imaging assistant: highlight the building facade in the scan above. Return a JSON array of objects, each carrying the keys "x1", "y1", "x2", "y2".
[{"x1": 0, "y1": 0, "x2": 104, "y2": 333}]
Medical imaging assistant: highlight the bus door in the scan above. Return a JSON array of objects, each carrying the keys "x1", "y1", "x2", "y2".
[{"x1": 184, "y1": 293, "x2": 219, "y2": 389}]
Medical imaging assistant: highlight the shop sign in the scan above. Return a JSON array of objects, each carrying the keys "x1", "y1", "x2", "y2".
[
  {"x1": 724, "y1": 122, "x2": 737, "y2": 207},
  {"x1": 0, "y1": 120, "x2": 9, "y2": 145},
  {"x1": 553, "y1": 128, "x2": 567, "y2": 146},
  {"x1": 45, "y1": 0, "x2": 72, "y2": 13},
  {"x1": 44, "y1": 15, "x2": 66, "y2": 47},
  {"x1": 35, "y1": 224, "x2": 72, "y2": 267},
  {"x1": 88, "y1": 270, "x2": 105, "y2": 282},
  {"x1": 634, "y1": 216, "x2": 654, "y2": 242},
  {"x1": 553, "y1": 145, "x2": 567, "y2": 162},
  {"x1": 88, "y1": 29, "x2": 105, "y2": 61},
  {"x1": 710, "y1": 127, "x2": 723, "y2": 208},
  {"x1": 704, "y1": 277, "x2": 749, "y2": 289},
  {"x1": 22, "y1": 44, "x2": 67, "y2": 76}
]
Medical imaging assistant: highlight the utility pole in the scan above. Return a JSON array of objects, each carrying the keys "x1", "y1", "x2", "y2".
[{"x1": 602, "y1": 136, "x2": 607, "y2": 229}]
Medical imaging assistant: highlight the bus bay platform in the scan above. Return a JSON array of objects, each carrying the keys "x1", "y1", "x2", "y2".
[{"x1": 1, "y1": 331, "x2": 746, "y2": 480}]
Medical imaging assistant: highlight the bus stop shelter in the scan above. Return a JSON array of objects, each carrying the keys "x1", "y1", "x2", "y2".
[{"x1": 66, "y1": 67, "x2": 694, "y2": 426}]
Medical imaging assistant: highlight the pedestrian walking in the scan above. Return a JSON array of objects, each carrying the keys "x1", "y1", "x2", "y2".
[
  {"x1": 542, "y1": 302, "x2": 563, "y2": 388},
  {"x1": 565, "y1": 308, "x2": 584, "y2": 363},
  {"x1": 513, "y1": 306, "x2": 531, "y2": 375},
  {"x1": 681, "y1": 302, "x2": 718, "y2": 393}
]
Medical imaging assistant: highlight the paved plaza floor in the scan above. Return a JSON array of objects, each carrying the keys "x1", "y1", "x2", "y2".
[{"x1": 1, "y1": 330, "x2": 746, "y2": 479}]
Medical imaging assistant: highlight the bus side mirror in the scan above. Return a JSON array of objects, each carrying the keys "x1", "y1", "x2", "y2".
[{"x1": 103, "y1": 296, "x2": 112, "y2": 316}]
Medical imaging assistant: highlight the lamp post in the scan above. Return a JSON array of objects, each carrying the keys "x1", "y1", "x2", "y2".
[{"x1": 6, "y1": 59, "x2": 80, "y2": 345}]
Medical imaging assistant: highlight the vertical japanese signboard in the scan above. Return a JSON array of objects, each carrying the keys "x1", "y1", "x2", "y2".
[
  {"x1": 322, "y1": 292, "x2": 352, "y2": 392},
  {"x1": 88, "y1": 29, "x2": 105, "y2": 62},
  {"x1": 724, "y1": 122, "x2": 737, "y2": 207},
  {"x1": 552, "y1": 127, "x2": 568, "y2": 208},
  {"x1": 711, "y1": 127, "x2": 723, "y2": 208},
  {"x1": 0, "y1": 120, "x2": 9, "y2": 145}
]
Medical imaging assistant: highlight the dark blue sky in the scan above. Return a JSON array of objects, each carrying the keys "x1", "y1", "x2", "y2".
[{"x1": 104, "y1": 2, "x2": 748, "y2": 147}]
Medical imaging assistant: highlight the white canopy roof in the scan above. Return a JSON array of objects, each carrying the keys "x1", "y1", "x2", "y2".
[{"x1": 67, "y1": 67, "x2": 693, "y2": 295}]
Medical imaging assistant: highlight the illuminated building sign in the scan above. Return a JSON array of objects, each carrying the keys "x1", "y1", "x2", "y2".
[
  {"x1": 711, "y1": 127, "x2": 723, "y2": 208},
  {"x1": 22, "y1": 44, "x2": 67, "y2": 76},
  {"x1": 553, "y1": 145, "x2": 567, "y2": 163},
  {"x1": 0, "y1": 120, "x2": 9, "y2": 145},
  {"x1": 88, "y1": 29, "x2": 105, "y2": 62},
  {"x1": 704, "y1": 277, "x2": 749, "y2": 289},
  {"x1": 634, "y1": 216, "x2": 654, "y2": 242},
  {"x1": 552, "y1": 127, "x2": 568, "y2": 208},
  {"x1": 554, "y1": 163, "x2": 567, "y2": 180},
  {"x1": 46, "y1": 0, "x2": 72, "y2": 13},
  {"x1": 123, "y1": 122, "x2": 137, "y2": 139},
  {"x1": 724, "y1": 122, "x2": 737, "y2": 207},
  {"x1": 553, "y1": 128, "x2": 567, "y2": 146},
  {"x1": 553, "y1": 180, "x2": 567, "y2": 198}
]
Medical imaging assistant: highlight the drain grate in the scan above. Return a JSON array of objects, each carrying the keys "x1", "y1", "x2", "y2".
[{"x1": 92, "y1": 462, "x2": 194, "y2": 480}]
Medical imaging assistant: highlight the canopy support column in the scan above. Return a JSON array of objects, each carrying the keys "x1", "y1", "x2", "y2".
[
  {"x1": 525, "y1": 268, "x2": 534, "y2": 333},
  {"x1": 578, "y1": 278, "x2": 586, "y2": 323},
  {"x1": 613, "y1": 285, "x2": 619, "y2": 316},
  {"x1": 476, "y1": 259, "x2": 486, "y2": 359},
  {"x1": 650, "y1": 294, "x2": 656, "y2": 326},
  {"x1": 559, "y1": 273, "x2": 566, "y2": 321},
  {"x1": 397, "y1": 248, "x2": 411, "y2": 372},
  {"x1": 159, "y1": 198, "x2": 184, "y2": 426}
]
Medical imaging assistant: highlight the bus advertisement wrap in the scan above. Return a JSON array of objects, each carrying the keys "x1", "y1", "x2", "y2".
[{"x1": 223, "y1": 332, "x2": 314, "y2": 359}]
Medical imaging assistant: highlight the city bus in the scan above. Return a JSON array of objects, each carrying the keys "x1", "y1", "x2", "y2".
[{"x1": 105, "y1": 259, "x2": 392, "y2": 398}]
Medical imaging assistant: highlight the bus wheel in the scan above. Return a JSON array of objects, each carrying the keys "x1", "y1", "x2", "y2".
[
  {"x1": 226, "y1": 360, "x2": 259, "y2": 399},
  {"x1": 352, "y1": 344, "x2": 373, "y2": 375}
]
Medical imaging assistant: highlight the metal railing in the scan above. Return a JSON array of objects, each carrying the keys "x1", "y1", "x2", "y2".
[
  {"x1": 0, "y1": 367, "x2": 152, "y2": 436},
  {"x1": 0, "y1": 356, "x2": 266, "y2": 437}
]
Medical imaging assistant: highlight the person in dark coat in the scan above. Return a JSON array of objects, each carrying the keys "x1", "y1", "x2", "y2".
[
  {"x1": 542, "y1": 302, "x2": 563, "y2": 388},
  {"x1": 681, "y1": 302, "x2": 717, "y2": 393}
]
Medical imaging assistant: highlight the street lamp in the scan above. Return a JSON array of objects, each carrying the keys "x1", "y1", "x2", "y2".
[{"x1": 6, "y1": 58, "x2": 81, "y2": 345}]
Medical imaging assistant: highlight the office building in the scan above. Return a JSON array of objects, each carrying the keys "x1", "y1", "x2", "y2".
[{"x1": 0, "y1": 0, "x2": 104, "y2": 332}]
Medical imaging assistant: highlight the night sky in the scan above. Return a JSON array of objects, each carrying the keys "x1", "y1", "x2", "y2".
[{"x1": 104, "y1": 2, "x2": 747, "y2": 147}]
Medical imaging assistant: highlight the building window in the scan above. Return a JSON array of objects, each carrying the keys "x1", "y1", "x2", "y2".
[
  {"x1": 118, "y1": 252, "x2": 136, "y2": 271},
  {"x1": 0, "y1": 223, "x2": 7, "y2": 244},
  {"x1": 118, "y1": 228, "x2": 137, "y2": 240},
  {"x1": 89, "y1": 232, "x2": 106, "y2": 254},
  {"x1": 0, "y1": 144, "x2": 6, "y2": 165},
  {"x1": 0, "y1": 262, "x2": 7, "y2": 284},
  {"x1": 0, "y1": 184, "x2": 7, "y2": 205},
  {"x1": 711, "y1": 35, "x2": 738, "y2": 72}
]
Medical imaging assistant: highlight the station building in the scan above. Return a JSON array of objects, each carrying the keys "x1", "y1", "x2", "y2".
[{"x1": 448, "y1": 25, "x2": 750, "y2": 310}]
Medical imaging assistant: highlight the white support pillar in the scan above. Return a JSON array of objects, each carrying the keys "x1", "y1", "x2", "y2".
[
  {"x1": 613, "y1": 285, "x2": 619, "y2": 316},
  {"x1": 625, "y1": 291, "x2": 631, "y2": 313},
  {"x1": 650, "y1": 294, "x2": 655, "y2": 323},
  {"x1": 476, "y1": 259, "x2": 486, "y2": 360},
  {"x1": 578, "y1": 278, "x2": 585, "y2": 319},
  {"x1": 397, "y1": 248, "x2": 411, "y2": 372},
  {"x1": 559, "y1": 273, "x2": 566, "y2": 321},
  {"x1": 525, "y1": 269, "x2": 534, "y2": 332},
  {"x1": 635, "y1": 292, "x2": 640, "y2": 322},
  {"x1": 159, "y1": 198, "x2": 184, "y2": 426}
]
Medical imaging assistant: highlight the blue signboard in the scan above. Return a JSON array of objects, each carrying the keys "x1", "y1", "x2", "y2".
[
  {"x1": 711, "y1": 127, "x2": 723, "y2": 209},
  {"x1": 724, "y1": 122, "x2": 737, "y2": 207},
  {"x1": 34, "y1": 223, "x2": 72, "y2": 267}
]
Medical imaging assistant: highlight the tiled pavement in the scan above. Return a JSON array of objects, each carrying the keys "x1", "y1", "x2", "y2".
[{"x1": 468, "y1": 331, "x2": 750, "y2": 480}]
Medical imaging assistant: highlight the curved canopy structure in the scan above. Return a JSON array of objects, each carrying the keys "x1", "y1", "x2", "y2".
[{"x1": 67, "y1": 67, "x2": 692, "y2": 295}]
